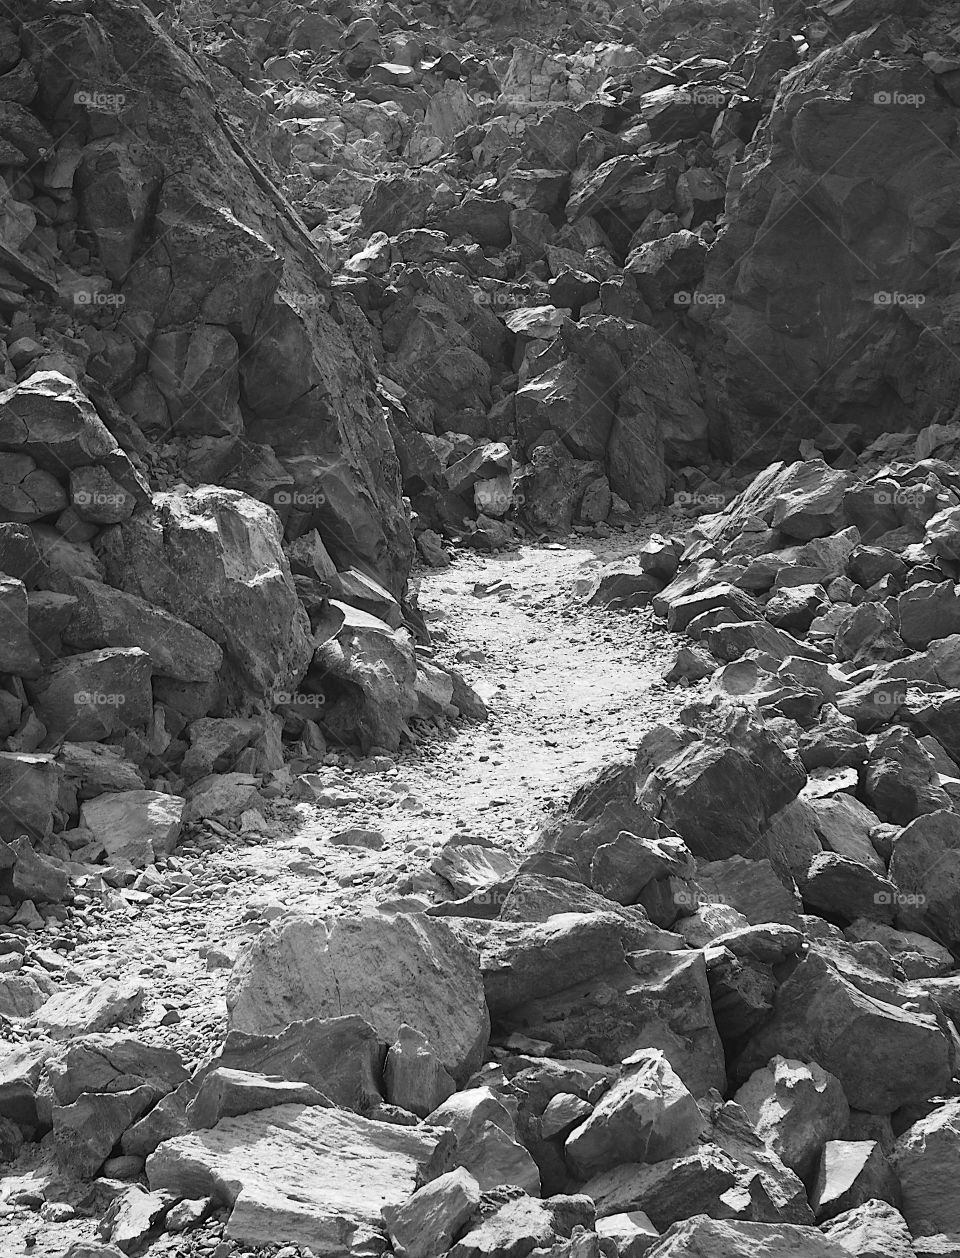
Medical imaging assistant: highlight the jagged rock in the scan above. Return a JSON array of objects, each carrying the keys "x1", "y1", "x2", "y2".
[
  {"x1": 0, "y1": 1041, "x2": 51, "y2": 1127},
  {"x1": 313, "y1": 602, "x2": 419, "y2": 752},
  {"x1": 98, "y1": 1186, "x2": 174, "y2": 1254},
  {"x1": 8, "y1": 834, "x2": 68, "y2": 903},
  {"x1": 215, "y1": 1015, "x2": 384, "y2": 1112},
  {"x1": 898, "y1": 582, "x2": 960, "y2": 651},
  {"x1": 736, "y1": 947, "x2": 954, "y2": 1113},
  {"x1": 182, "y1": 772, "x2": 259, "y2": 823},
  {"x1": 820, "y1": 1200, "x2": 915, "y2": 1258},
  {"x1": 0, "y1": 575, "x2": 40, "y2": 676},
  {"x1": 591, "y1": 831, "x2": 695, "y2": 906},
  {"x1": 100, "y1": 487, "x2": 312, "y2": 706},
  {"x1": 62, "y1": 578, "x2": 223, "y2": 683},
  {"x1": 733, "y1": 1057, "x2": 849, "y2": 1180},
  {"x1": 810, "y1": 1139, "x2": 900, "y2": 1221},
  {"x1": 53, "y1": 1088, "x2": 159, "y2": 1179},
  {"x1": 846, "y1": 920, "x2": 952, "y2": 980},
  {"x1": 639, "y1": 1215, "x2": 848, "y2": 1257},
  {"x1": 80, "y1": 791, "x2": 183, "y2": 867},
  {"x1": 447, "y1": 1193, "x2": 594, "y2": 1258},
  {"x1": 27, "y1": 646, "x2": 153, "y2": 742},
  {"x1": 582, "y1": 1100, "x2": 812, "y2": 1231},
  {"x1": 595, "y1": 1211, "x2": 659, "y2": 1257},
  {"x1": 33, "y1": 977, "x2": 146, "y2": 1040},
  {"x1": 382, "y1": 1167, "x2": 481, "y2": 1258},
  {"x1": 862, "y1": 727, "x2": 950, "y2": 822},
  {"x1": 888, "y1": 811, "x2": 960, "y2": 949},
  {"x1": 426, "y1": 1086, "x2": 540, "y2": 1195},
  {"x1": 635, "y1": 704, "x2": 806, "y2": 861},
  {"x1": 0, "y1": 371, "x2": 148, "y2": 500},
  {"x1": 147, "y1": 1104, "x2": 452, "y2": 1251},
  {"x1": 696, "y1": 856, "x2": 802, "y2": 927},
  {"x1": 564, "y1": 1050, "x2": 704, "y2": 1179},
  {"x1": 799, "y1": 852, "x2": 897, "y2": 926},
  {"x1": 186, "y1": 1068, "x2": 330, "y2": 1129},
  {"x1": 893, "y1": 1099, "x2": 960, "y2": 1235},
  {"x1": 226, "y1": 911, "x2": 488, "y2": 1083},
  {"x1": 385, "y1": 1023, "x2": 456, "y2": 1118}
]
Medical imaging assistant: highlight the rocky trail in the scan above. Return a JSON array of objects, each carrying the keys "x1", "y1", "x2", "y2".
[
  {"x1": 7, "y1": 0, "x2": 960, "y2": 1255},
  {"x1": 1, "y1": 524, "x2": 690, "y2": 1257}
]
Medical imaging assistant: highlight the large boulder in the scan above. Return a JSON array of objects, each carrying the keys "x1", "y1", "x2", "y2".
[
  {"x1": 888, "y1": 810, "x2": 960, "y2": 949},
  {"x1": 733, "y1": 1057, "x2": 849, "y2": 1181},
  {"x1": 311, "y1": 603, "x2": 418, "y2": 753},
  {"x1": 516, "y1": 317, "x2": 708, "y2": 506},
  {"x1": 0, "y1": 371, "x2": 149, "y2": 503},
  {"x1": 736, "y1": 947, "x2": 954, "y2": 1113},
  {"x1": 61, "y1": 578, "x2": 223, "y2": 683},
  {"x1": 564, "y1": 1049, "x2": 704, "y2": 1179},
  {"x1": 225, "y1": 912, "x2": 488, "y2": 1084},
  {"x1": 636, "y1": 704, "x2": 806, "y2": 861},
  {"x1": 640, "y1": 1216, "x2": 849, "y2": 1257},
  {"x1": 99, "y1": 487, "x2": 312, "y2": 707},
  {"x1": 893, "y1": 1099, "x2": 960, "y2": 1235}
]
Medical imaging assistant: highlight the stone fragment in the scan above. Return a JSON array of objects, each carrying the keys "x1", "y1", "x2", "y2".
[
  {"x1": 810, "y1": 1139, "x2": 900, "y2": 1221},
  {"x1": 734, "y1": 1057, "x2": 849, "y2": 1181},
  {"x1": 385, "y1": 1023, "x2": 456, "y2": 1118},
  {"x1": 564, "y1": 1049, "x2": 704, "y2": 1179}
]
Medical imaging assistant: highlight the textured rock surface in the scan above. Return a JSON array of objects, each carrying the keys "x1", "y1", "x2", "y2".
[{"x1": 226, "y1": 911, "x2": 488, "y2": 1082}]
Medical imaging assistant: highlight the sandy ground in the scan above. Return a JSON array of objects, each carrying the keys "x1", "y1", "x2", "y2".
[{"x1": 0, "y1": 521, "x2": 695, "y2": 1257}]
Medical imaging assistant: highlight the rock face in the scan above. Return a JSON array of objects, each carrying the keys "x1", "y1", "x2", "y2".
[
  {"x1": 225, "y1": 912, "x2": 489, "y2": 1082},
  {"x1": 696, "y1": 23, "x2": 960, "y2": 461},
  {"x1": 23, "y1": 0, "x2": 413, "y2": 595},
  {"x1": 147, "y1": 1103, "x2": 452, "y2": 1251}
]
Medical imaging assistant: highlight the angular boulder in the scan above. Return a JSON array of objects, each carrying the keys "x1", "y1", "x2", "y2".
[{"x1": 226, "y1": 912, "x2": 488, "y2": 1084}]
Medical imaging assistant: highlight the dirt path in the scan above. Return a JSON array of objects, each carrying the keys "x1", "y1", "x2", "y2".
[{"x1": 2, "y1": 523, "x2": 693, "y2": 1256}]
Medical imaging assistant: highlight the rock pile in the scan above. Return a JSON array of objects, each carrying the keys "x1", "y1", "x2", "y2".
[
  {"x1": 5, "y1": 0, "x2": 960, "y2": 1254},
  {"x1": 0, "y1": 0, "x2": 490, "y2": 944},
  {"x1": 151, "y1": 0, "x2": 960, "y2": 550}
]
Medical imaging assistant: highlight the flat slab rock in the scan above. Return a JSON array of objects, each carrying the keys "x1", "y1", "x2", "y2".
[
  {"x1": 147, "y1": 1102, "x2": 453, "y2": 1251},
  {"x1": 645, "y1": 1215, "x2": 849, "y2": 1256}
]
